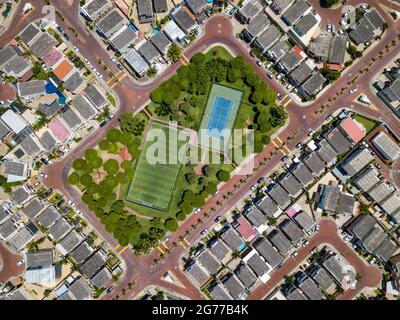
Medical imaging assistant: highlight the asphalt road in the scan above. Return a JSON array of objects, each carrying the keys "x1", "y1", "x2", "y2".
[{"x1": 0, "y1": 0, "x2": 399, "y2": 298}]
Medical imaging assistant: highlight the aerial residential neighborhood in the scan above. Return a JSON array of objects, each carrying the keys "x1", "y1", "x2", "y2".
[{"x1": 1, "y1": 0, "x2": 400, "y2": 307}]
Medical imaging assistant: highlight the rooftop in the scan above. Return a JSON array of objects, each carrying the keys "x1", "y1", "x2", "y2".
[
  {"x1": 124, "y1": 49, "x2": 149, "y2": 77},
  {"x1": 48, "y1": 218, "x2": 72, "y2": 241},
  {"x1": 17, "y1": 80, "x2": 46, "y2": 99},
  {"x1": 317, "y1": 139, "x2": 338, "y2": 164},
  {"x1": 300, "y1": 71, "x2": 326, "y2": 97},
  {"x1": 253, "y1": 237, "x2": 283, "y2": 268},
  {"x1": 39, "y1": 131, "x2": 57, "y2": 151},
  {"x1": 57, "y1": 230, "x2": 83, "y2": 255},
  {"x1": 90, "y1": 267, "x2": 112, "y2": 289},
  {"x1": 138, "y1": 41, "x2": 161, "y2": 65},
  {"x1": 371, "y1": 131, "x2": 400, "y2": 161},
  {"x1": 244, "y1": 206, "x2": 267, "y2": 228},
  {"x1": 222, "y1": 274, "x2": 247, "y2": 300},
  {"x1": 208, "y1": 283, "x2": 233, "y2": 300},
  {"x1": 151, "y1": 31, "x2": 172, "y2": 54},
  {"x1": 69, "y1": 278, "x2": 92, "y2": 300},
  {"x1": 72, "y1": 95, "x2": 97, "y2": 120},
  {"x1": 208, "y1": 238, "x2": 230, "y2": 261},
  {"x1": 368, "y1": 182, "x2": 394, "y2": 204},
  {"x1": 79, "y1": 251, "x2": 107, "y2": 278},
  {"x1": 84, "y1": 84, "x2": 107, "y2": 109},
  {"x1": 220, "y1": 227, "x2": 244, "y2": 251},
  {"x1": 26, "y1": 250, "x2": 53, "y2": 269},
  {"x1": 136, "y1": 0, "x2": 153, "y2": 23},
  {"x1": 298, "y1": 277, "x2": 323, "y2": 300},
  {"x1": 281, "y1": 0, "x2": 310, "y2": 26},
  {"x1": 289, "y1": 61, "x2": 314, "y2": 85},
  {"x1": 257, "y1": 196, "x2": 281, "y2": 218},
  {"x1": 64, "y1": 72, "x2": 84, "y2": 93},
  {"x1": 235, "y1": 215, "x2": 258, "y2": 241},
  {"x1": 19, "y1": 23, "x2": 41, "y2": 45},
  {"x1": 71, "y1": 241, "x2": 94, "y2": 265},
  {"x1": 53, "y1": 59, "x2": 74, "y2": 81},
  {"x1": 291, "y1": 162, "x2": 314, "y2": 186},
  {"x1": 268, "y1": 184, "x2": 291, "y2": 208},
  {"x1": 325, "y1": 127, "x2": 352, "y2": 154},
  {"x1": 341, "y1": 148, "x2": 374, "y2": 177},
  {"x1": 22, "y1": 198, "x2": 46, "y2": 219},
  {"x1": 171, "y1": 5, "x2": 197, "y2": 34},
  {"x1": 238, "y1": 0, "x2": 263, "y2": 22},
  {"x1": 245, "y1": 13, "x2": 270, "y2": 39},
  {"x1": 109, "y1": 26, "x2": 137, "y2": 54},
  {"x1": 29, "y1": 33, "x2": 57, "y2": 58},
  {"x1": 353, "y1": 167, "x2": 382, "y2": 193},
  {"x1": 37, "y1": 206, "x2": 60, "y2": 229},
  {"x1": 279, "y1": 173, "x2": 302, "y2": 197},
  {"x1": 185, "y1": 261, "x2": 209, "y2": 285},
  {"x1": 279, "y1": 219, "x2": 304, "y2": 244},
  {"x1": 339, "y1": 118, "x2": 365, "y2": 144},
  {"x1": 235, "y1": 263, "x2": 257, "y2": 289},
  {"x1": 293, "y1": 211, "x2": 315, "y2": 231},
  {"x1": 267, "y1": 229, "x2": 293, "y2": 255},
  {"x1": 255, "y1": 25, "x2": 281, "y2": 51},
  {"x1": 96, "y1": 8, "x2": 126, "y2": 38},
  {"x1": 12, "y1": 187, "x2": 30, "y2": 205},
  {"x1": 293, "y1": 13, "x2": 318, "y2": 36},
  {"x1": 197, "y1": 249, "x2": 220, "y2": 275},
  {"x1": 60, "y1": 105, "x2": 82, "y2": 130},
  {"x1": 328, "y1": 35, "x2": 348, "y2": 65}
]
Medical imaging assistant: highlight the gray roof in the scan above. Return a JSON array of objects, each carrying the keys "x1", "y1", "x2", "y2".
[
  {"x1": 328, "y1": 35, "x2": 348, "y2": 65},
  {"x1": 374, "y1": 237, "x2": 397, "y2": 262},
  {"x1": 338, "y1": 193, "x2": 355, "y2": 215},
  {"x1": 253, "y1": 237, "x2": 283, "y2": 268},
  {"x1": 309, "y1": 32, "x2": 332, "y2": 61},
  {"x1": 154, "y1": 0, "x2": 168, "y2": 13},
  {"x1": 289, "y1": 60, "x2": 313, "y2": 85},
  {"x1": 17, "y1": 80, "x2": 46, "y2": 98},
  {"x1": 286, "y1": 288, "x2": 307, "y2": 300},
  {"x1": 185, "y1": 0, "x2": 206, "y2": 14},
  {"x1": 172, "y1": 6, "x2": 197, "y2": 33},
  {"x1": 303, "y1": 151, "x2": 325, "y2": 175},
  {"x1": 124, "y1": 49, "x2": 149, "y2": 77},
  {"x1": 291, "y1": 162, "x2": 314, "y2": 186},
  {"x1": 322, "y1": 255, "x2": 346, "y2": 284},
  {"x1": 341, "y1": 148, "x2": 374, "y2": 177},
  {"x1": 4, "y1": 160, "x2": 25, "y2": 177},
  {"x1": 298, "y1": 277, "x2": 323, "y2": 300},
  {"x1": 72, "y1": 95, "x2": 97, "y2": 120},
  {"x1": 58, "y1": 230, "x2": 83, "y2": 254},
  {"x1": 279, "y1": 173, "x2": 302, "y2": 197},
  {"x1": 109, "y1": 26, "x2": 137, "y2": 54},
  {"x1": 79, "y1": 251, "x2": 107, "y2": 278},
  {"x1": 279, "y1": 50, "x2": 303, "y2": 73},
  {"x1": 48, "y1": 218, "x2": 72, "y2": 241},
  {"x1": 37, "y1": 206, "x2": 60, "y2": 229},
  {"x1": 3, "y1": 56, "x2": 30, "y2": 77},
  {"x1": 7, "y1": 226, "x2": 35, "y2": 251},
  {"x1": 235, "y1": 263, "x2": 257, "y2": 289},
  {"x1": 71, "y1": 241, "x2": 94, "y2": 265},
  {"x1": 238, "y1": 0, "x2": 263, "y2": 23},
  {"x1": 267, "y1": 229, "x2": 293, "y2": 254},
  {"x1": 300, "y1": 71, "x2": 326, "y2": 97},
  {"x1": 293, "y1": 13, "x2": 318, "y2": 36},
  {"x1": 368, "y1": 182, "x2": 394, "y2": 203},
  {"x1": 29, "y1": 33, "x2": 57, "y2": 58},
  {"x1": 246, "y1": 252, "x2": 271, "y2": 277},
  {"x1": 39, "y1": 131, "x2": 57, "y2": 151},
  {"x1": 26, "y1": 250, "x2": 53, "y2": 268},
  {"x1": 209, "y1": 238, "x2": 230, "y2": 261},
  {"x1": 347, "y1": 214, "x2": 376, "y2": 239},
  {"x1": 318, "y1": 183, "x2": 340, "y2": 212},
  {"x1": 22, "y1": 198, "x2": 46, "y2": 219},
  {"x1": 57, "y1": 291, "x2": 75, "y2": 300},
  {"x1": 136, "y1": 0, "x2": 153, "y2": 23},
  {"x1": 0, "y1": 120, "x2": 10, "y2": 139},
  {"x1": 268, "y1": 39, "x2": 290, "y2": 61},
  {"x1": 186, "y1": 261, "x2": 209, "y2": 285},
  {"x1": 0, "y1": 218, "x2": 17, "y2": 239},
  {"x1": 255, "y1": 25, "x2": 281, "y2": 51},
  {"x1": 281, "y1": 0, "x2": 310, "y2": 26},
  {"x1": 69, "y1": 278, "x2": 92, "y2": 300},
  {"x1": 293, "y1": 211, "x2": 315, "y2": 231},
  {"x1": 349, "y1": 17, "x2": 375, "y2": 45},
  {"x1": 20, "y1": 135, "x2": 41, "y2": 156},
  {"x1": 82, "y1": 0, "x2": 111, "y2": 20},
  {"x1": 268, "y1": 184, "x2": 291, "y2": 208},
  {"x1": 60, "y1": 106, "x2": 82, "y2": 130},
  {"x1": 317, "y1": 139, "x2": 338, "y2": 163},
  {"x1": 257, "y1": 196, "x2": 280, "y2": 217},
  {"x1": 19, "y1": 23, "x2": 41, "y2": 45},
  {"x1": 90, "y1": 267, "x2": 112, "y2": 289},
  {"x1": 325, "y1": 127, "x2": 352, "y2": 154},
  {"x1": 380, "y1": 193, "x2": 400, "y2": 216},
  {"x1": 1, "y1": 287, "x2": 31, "y2": 300},
  {"x1": 151, "y1": 31, "x2": 172, "y2": 54},
  {"x1": 0, "y1": 45, "x2": 18, "y2": 67},
  {"x1": 279, "y1": 219, "x2": 304, "y2": 244},
  {"x1": 38, "y1": 99, "x2": 62, "y2": 117},
  {"x1": 364, "y1": 8, "x2": 385, "y2": 29},
  {"x1": 84, "y1": 84, "x2": 106, "y2": 109},
  {"x1": 222, "y1": 274, "x2": 247, "y2": 300},
  {"x1": 12, "y1": 187, "x2": 30, "y2": 205},
  {"x1": 245, "y1": 13, "x2": 270, "y2": 39},
  {"x1": 371, "y1": 131, "x2": 400, "y2": 161},
  {"x1": 0, "y1": 207, "x2": 8, "y2": 223},
  {"x1": 311, "y1": 264, "x2": 336, "y2": 291},
  {"x1": 271, "y1": 0, "x2": 294, "y2": 14},
  {"x1": 244, "y1": 206, "x2": 267, "y2": 227},
  {"x1": 96, "y1": 8, "x2": 126, "y2": 38},
  {"x1": 197, "y1": 249, "x2": 220, "y2": 275},
  {"x1": 208, "y1": 283, "x2": 233, "y2": 300},
  {"x1": 64, "y1": 72, "x2": 84, "y2": 93},
  {"x1": 220, "y1": 227, "x2": 244, "y2": 252},
  {"x1": 138, "y1": 41, "x2": 161, "y2": 65}
]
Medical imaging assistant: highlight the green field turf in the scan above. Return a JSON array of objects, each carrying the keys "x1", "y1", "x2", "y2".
[{"x1": 126, "y1": 121, "x2": 189, "y2": 211}]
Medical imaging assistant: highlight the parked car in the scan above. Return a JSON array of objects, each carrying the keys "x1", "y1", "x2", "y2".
[
  {"x1": 277, "y1": 93, "x2": 284, "y2": 100},
  {"x1": 281, "y1": 155, "x2": 289, "y2": 162},
  {"x1": 257, "y1": 177, "x2": 265, "y2": 184},
  {"x1": 215, "y1": 216, "x2": 222, "y2": 223},
  {"x1": 256, "y1": 60, "x2": 263, "y2": 67},
  {"x1": 291, "y1": 251, "x2": 298, "y2": 257},
  {"x1": 250, "y1": 184, "x2": 257, "y2": 191},
  {"x1": 17, "y1": 259, "x2": 25, "y2": 266},
  {"x1": 267, "y1": 71, "x2": 274, "y2": 79},
  {"x1": 194, "y1": 208, "x2": 201, "y2": 214},
  {"x1": 200, "y1": 229, "x2": 208, "y2": 236},
  {"x1": 326, "y1": 115, "x2": 333, "y2": 121}
]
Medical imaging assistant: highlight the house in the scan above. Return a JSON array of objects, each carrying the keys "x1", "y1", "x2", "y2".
[
  {"x1": 367, "y1": 182, "x2": 395, "y2": 204},
  {"x1": 309, "y1": 264, "x2": 336, "y2": 293},
  {"x1": 340, "y1": 148, "x2": 374, "y2": 177},
  {"x1": 170, "y1": 5, "x2": 197, "y2": 34},
  {"x1": 298, "y1": 72, "x2": 326, "y2": 99},
  {"x1": 2, "y1": 56, "x2": 31, "y2": 78},
  {"x1": 63, "y1": 72, "x2": 85, "y2": 93},
  {"x1": 288, "y1": 60, "x2": 314, "y2": 86},
  {"x1": 293, "y1": 211, "x2": 315, "y2": 233},
  {"x1": 322, "y1": 254, "x2": 347, "y2": 285},
  {"x1": 236, "y1": 0, "x2": 263, "y2": 24},
  {"x1": 96, "y1": 8, "x2": 126, "y2": 38},
  {"x1": 26, "y1": 266, "x2": 56, "y2": 285},
  {"x1": 308, "y1": 32, "x2": 333, "y2": 62},
  {"x1": 316, "y1": 139, "x2": 338, "y2": 164},
  {"x1": 138, "y1": 41, "x2": 161, "y2": 65},
  {"x1": 244, "y1": 206, "x2": 268, "y2": 233},
  {"x1": 0, "y1": 45, "x2": 18, "y2": 68},
  {"x1": 12, "y1": 186, "x2": 31, "y2": 205},
  {"x1": 7, "y1": 225, "x2": 37, "y2": 251},
  {"x1": 267, "y1": 229, "x2": 293, "y2": 255},
  {"x1": 124, "y1": 48, "x2": 149, "y2": 77},
  {"x1": 53, "y1": 59, "x2": 74, "y2": 81},
  {"x1": 79, "y1": 250, "x2": 107, "y2": 278},
  {"x1": 26, "y1": 250, "x2": 53, "y2": 269},
  {"x1": 37, "y1": 206, "x2": 61, "y2": 229},
  {"x1": 234, "y1": 263, "x2": 258, "y2": 289},
  {"x1": 371, "y1": 131, "x2": 400, "y2": 162},
  {"x1": 154, "y1": 0, "x2": 168, "y2": 13},
  {"x1": 48, "y1": 218, "x2": 73, "y2": 242},
  {"x1": 16, "y1": 80, "x2": 46, "y2": 100},
  {"x1": 235, "y1": 215, "x2": 257, "y2": 242},
  {"x1": 185, "y1": 0, "x2": 207, "y2": 16},
  {"x1": 38, "y1": 131, "x2": 57, "y2": 152},
  {"x1": 208, "y1": 283, "x2": 233, "y2": 300},
  {"x1": 353, "y1": 167, "x2": 381, "y2": 193},
  {"x1": 267, "y1": 39, "x2": 290, "y2": 62},
  {"x1": 163, "y1": 20, "x2": 186, "y2": 43},
  {"x1": 252, "y1": 237, "x2": 284, "y2": 269},
  {"x1": 380, "y1": 193, "x2": 400, "y2": 222},
  {"x1": 109, "y1": 26, "x2": 138, "y2": 54},
  {"x1": 29, "y1": 33, "x2": 57, "y2": 58},
  {"x1": 338, "y1": 117, "x2": 365, "y2": 144},
  {"x1": 281, "y1": 0, "x2": 311, "y2": 26},
  {"x1": 80, "y1": 0, "x2": 113, "y2": 21},
  {"x1": 268, "y1": 184, "x2": 291, "y2": 208},
  {"x1": 242, "y1": 248, "x2": 272, "y2": 282},
  {"x1": 349, "y1": 8, "x2": 385, "y2": 45},
  {"x1": 42, "y1": 47, "x2": 63, "y2": 69},
  {"x1": 60, "y1": 106, "x2": 83, "y2": 131},
  {"x1": 185, "y1": 260, "x2": 209, "y2": 285},
  {"x1": 271, "y1": 0, "x2": 295, "y2": 15},
  {"x1": 291, "y1": 162, "x2": 314, "y2": 186},
  {"x1": 256, "y1": 195, "x2": 282, "y2": 218},
  {"x1": 21, "y1": 198, "x2": 46, "y2": 220},
  {"x1": 292, "y1": 13, "x2": 318, "y2": 37},
  {"x1": 286, "y1": 287, "x2": 308, "y2": 300},
  {"x1": 151, "y1": 31, "x2": 172, "y2": 55},
  {"x1": 0, "y1": 206, "x2": 9, "y2": 224},
  {"x1": 0, "y1": 119, "x2": 11, "y2": 140},
  {"x1": 137, "y1": 0, "x2": 154, "y2": 23},
  {"x1": 208, "y1": 238, "x2": 231, "y2": 261},
  {"x1": 72, "y1": 95, "x2": 97, "y2": 121},
  {"x1": 71, "y1": 241, "x2": 94, "y2": 265},
  {"x1": 197, "y1": 249, "x2": 220, "y2": 275},
  {"x1": 278, "y1": 48, "x2": 304, "y2": 74},
  {"x1": 253, "y1": 25, "x2": 281, "y2": 53},
  {"x1": 328, "y1": 35, "x2": 348, "y2": 66},
  {"x1": 279, "y1": 173, "x2": 302, "y2": 197},
  {"x1": 337, "y1": 193, "x2": 356, "y2": 216},
  {"x1": 317, "y1": 183, "x2": 341, "y2": 213},
  {"x1": 19, "y1": 134, "x2": 41, "y2": 157},
  {"x1": 303, "y1": 151, "x2": 325, "y2": 176},
  {"x1": 242, "y1": 13, "x2": 270, "y2": 42},
  {"x1": 222, "y1": 274, "x2": 247, "y2": 300},
  {"x1": 0, "y1": 218, "x2": 18, "y2": 240},
  {"x1": 57, "y1": 230, "x2": 83, "y2": 256},
  {"x1": 3, "y1": 160, "x2": 28, "y2": 182},
  {"x1": 279, "y1": 219, "x2": 304, "y2": 245},
  {"x1": 19, "y1": 23, "x2": 41, "y2": 45},
  {"x1": 69, "y1": 278, "x2": 92, "y2": 300},
  {"x1": 298, "y1": 277, "x2": 323, "y2": 300},
  {"x1": 220, "y1": 227, "x2": 245, "y2": 252},
  {"x1": 90, "y1": 267, "x2": 113, "y2": 289},
  {"x1": 84, "y1": 84, "x2": 107, "y2": 110},
  {"x1": 38, "y1": 99, "x2": 62, "y2": 118},
  {"x1": 324, "y1": 127, "x2": 352, "y2": 154}
]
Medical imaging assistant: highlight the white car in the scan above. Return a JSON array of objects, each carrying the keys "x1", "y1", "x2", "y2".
[
  {"x1": 84, "y1": 58, "x2": 88, "y2": 63},
  {"x1": 111, "y1": 57, "x2": 117, "y2": 63},
  {"x1": 96, "y1": 71, "x2": 101, "y2": 77},
  {"x1": 266, "y1": 62, "x2": 273, "y2": 68},
  {"x1": 250, "y1": 184, "x2": 257, "y2": 191},
  {"x1": 73, "y1": 46, "x2": 79, "y2": 52},
  {"x1": 350, "y1": 88, "x2": 358, "y2": 94},
  {"x1": 308, "y1": 130, "x2": 316, "y2": 137},
  {"x1": 200, "y1": 229, "x2": 208, "y2": 236},
  {"x1": 310, "y1": 247, "x2": 318, "y2": 255},
  {"x1": 76, "y1": 209, "x2": 82, "y2": 215},
  {"x1": 39, "y1": 173, "x2": 48, "y2": 178},
  {"x1": 17, "y1": 259, "x2": 25, "y2": 266},
  {"x1": 34, "y1": 182, "x2": 41, "y2": 187},
  {"x1": 291, "y1": 251, "x2": 298, "y2": 257},
  {"x1": 194, "y1": 208, "x2": 201, "y2": 214},
  {"x1": 68, "y1": 199, "x2": 75, "y2": 206},
  {"x1": 256, "y1": 60, "x2": 263, "y2": 67},
  {"x1": 326, "y1": 115, "x2": 333, "y2": 121}
]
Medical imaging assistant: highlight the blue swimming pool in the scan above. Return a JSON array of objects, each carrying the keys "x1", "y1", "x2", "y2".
[
  {"x1": 45, "y1": 80, "x2": 66, "y2": 105},
  {"x1": 128, "y1": 23, "x2": 138, "y2": 32},
  {"x1": 239, "y1": 243, "x2": 246, "y2": 251}
]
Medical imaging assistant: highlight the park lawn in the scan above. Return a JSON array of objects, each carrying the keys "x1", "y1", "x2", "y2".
[
  {"x1": 353, "y1": 114, "x2": 380, "y2": 134},
  {"x1": 205, "y1": 46, "x2": 233, "y2": 62},
  {"x1": 126, "y1": 121, "x2": 189, "y2": 212}
]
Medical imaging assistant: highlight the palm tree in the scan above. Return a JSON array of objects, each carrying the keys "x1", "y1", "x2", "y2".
[{"x1": 167, "y1": 43, "x2": 181, "y2": 62}]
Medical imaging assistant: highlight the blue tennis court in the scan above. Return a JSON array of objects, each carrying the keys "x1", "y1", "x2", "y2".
[{"x1": 207, "y1": 96, "x2": 233, "y2": 136}]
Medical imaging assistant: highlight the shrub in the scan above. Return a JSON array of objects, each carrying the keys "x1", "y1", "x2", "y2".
[
  {"x1": 217, "y1": 170, "x2": 230, "y2": 182},
  {"x1": 165, "y1": 218, "x2": 178, "y2": 232},
  {"x1": 176, "y1": 211, "x2": 186, "y2": 221},
  {"x1": 121, "y1": 160, "x2": 131, "y2": 171}
]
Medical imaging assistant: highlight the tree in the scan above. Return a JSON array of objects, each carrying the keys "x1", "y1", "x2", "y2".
[
  {"x1": 68, "y1": 172, "x2": 79, "y2": 185},
  {"x1": 121, "y1": 160, "x2": 131, "y2": 171},
  {"x1": 80, "y1": 174, "x2": 93, "y2": 186},
  {"x1": 120, "y1": 113, "x2": 146, "y2": 136},
  {"x1": 72, "y1": 158, "x2": 87, "y2": 171},
  {"x1": 107, "y1": 128, "x2": 122, "y2": 143},
  {"x1": 176, "y1": 211, "x2": 186, "y2": 221},
  {"x1": 321, "y1": 68, "x2": 341, "y2": 83},
  {"x1": 119, "y1": 131, "x2": 133, "y2": 145},
  {"x1": 185, "y1": 172, "x2": 197, "y2": 184},
  {"x1": 256, "y1": 110, "x2": 272, "y2": 133},
  {"x1": 167, "y1": 43, "x2": 181, "y2": 62},
  {"x1": 84, "y1": 148, "x2": 97, "y2": 161},
  {"x1": 191, "y1": 53, "x2": 205, "y2": 65},
  {"x1": 103, "y1": 159, "x2": 119, "y2": 175},
  {"x1": 320, "y1": 0, "x2": 339, "y2": 7},
  {"x1": 99, "y1": 139, "x2": 110, "y2": 150},
  {"x1": 269, "y1": 106, "x2": 288, "y2": 127},
  {"x1": 205, "y1": 182, "x2": 217, "y2": 195},
  {"x1": 217, "y1": 170, "x2": 230, "y2": 182},
  {"x1": 165, "y1": 218, "x2": 178, "y2": 232},
  {"x1": 227, "y1": 68, "x2": 241, "y2": 82}
]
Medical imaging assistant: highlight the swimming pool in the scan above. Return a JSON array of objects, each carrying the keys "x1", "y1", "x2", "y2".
[
  {"x1": 239, "y1": 243, "x2": 246, "y2": 251},
  {"x1": 45, "y1": 80, "x2": 66, "y2": 105},
  {"x1": 151, "y1": 28, "x2": 160, "y2": 37}
]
